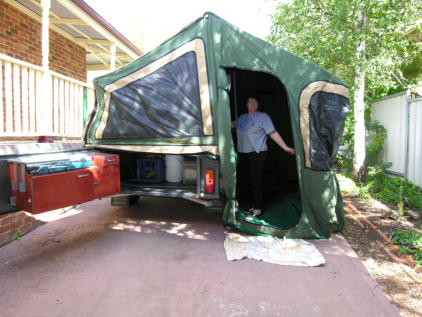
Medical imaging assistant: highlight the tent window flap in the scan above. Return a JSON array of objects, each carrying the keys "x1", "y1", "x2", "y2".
[
  {"x1": 308, "y1": 92, "x2": 350, "y2": 171},
  {"x1": 101, "y1": 52, "x2": 205, "y2": 139}
]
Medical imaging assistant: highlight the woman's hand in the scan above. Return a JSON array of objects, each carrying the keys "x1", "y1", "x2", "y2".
[
  {"x1": 269, "y1": 131, "x2": 295, "y2": 156},
  {"x1": 285, "y1": 147, "x2": 295, "y2": 155}
]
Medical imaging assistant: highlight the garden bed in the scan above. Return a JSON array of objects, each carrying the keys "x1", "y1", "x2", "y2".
[{"x1": 341, "y1": 191, "x2": 422, "y2": 317}]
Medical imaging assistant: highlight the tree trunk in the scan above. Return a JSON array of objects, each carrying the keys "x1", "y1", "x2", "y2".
[{"x1": 353, "y1": 11, "x2": 367, "y2": 182}]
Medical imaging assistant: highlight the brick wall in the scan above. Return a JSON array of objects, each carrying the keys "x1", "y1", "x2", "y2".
[
  {"x1": 0, "y1": 211, "x2": 43, "y2": 247},
  {"x1": 0, "y1": 1, "x2": 87, "y2": 82},
  {"x1": 49, "y1": 30, "x2": 86, "y2": 82}
]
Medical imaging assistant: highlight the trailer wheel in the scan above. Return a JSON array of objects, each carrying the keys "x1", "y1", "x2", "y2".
[
  {"x1": 111, "y1": 195, "x2": 140, "y2": 207},
  {"x1": 129, "y1": 195, "x2": 140, "y2": 205}
]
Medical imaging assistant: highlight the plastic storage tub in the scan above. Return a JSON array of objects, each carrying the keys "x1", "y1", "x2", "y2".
[
  {"x1": 136, "y1": 157, "x2": 165, "y2": 183},
  {"x1": 182, "y1": 160, "x2": 197, "y2": 184}
]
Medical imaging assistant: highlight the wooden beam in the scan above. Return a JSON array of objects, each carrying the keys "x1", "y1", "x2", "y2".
[
  {"x1": 28, "y1": 0, "x2": 42, "y2": 9},
  {"x1": 110, "y1": 44, "x2": 116, "y2": 71},
  {"x1": 56, "y1": 0, "x2": 139, "y2": 59},
  {"x1": 74, "y1": 39, "x2": 114, "y2": 45},
  {"x1": 26, "y1": 0, "x2": 113, "y2": 73},
  {"x1": 45, "y1": 8, "x2": 112, "y2": 67},
  {"x1": 87, "y1": 63, "x2": 128, "y2": 71},
  {"x1": 3, "y1": 0, "x2": 74, "y2": 43},
  {"x1": 86, "y1": 48, "x2": 132, "y2": 59},
  {"x1": 4, "y1": 0, "x2": 134, "y2": 69},
  {"x1": 85, "y1": 47, "x2": 109, "y2": 67},
  {"x1": 50, "y1": 18, "x2": 87, "y2": 25}
]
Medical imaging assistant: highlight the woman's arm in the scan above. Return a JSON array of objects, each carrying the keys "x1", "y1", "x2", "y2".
[{"x1": 269, "y1": 131, "x2": 295, "y2": 155}]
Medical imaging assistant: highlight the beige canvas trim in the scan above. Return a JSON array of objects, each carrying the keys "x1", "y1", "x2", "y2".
[
  {"x1": 299, "y1": 81, "x2": 349, "y2": 168},
  {"x1": 84, "y1": 144, "x2": 219, "y2": 155},
  {"x1": 94, "y1": 38, "x2": 213, "y2": 139}
]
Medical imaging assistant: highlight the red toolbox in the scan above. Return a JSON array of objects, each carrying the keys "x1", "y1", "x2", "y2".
[
  {"x1": 90, "y1": 153, "x2": 120, "y2": 198},
  {"x1": 9, "y1": 152, "x2": 120, "y2": 214}
]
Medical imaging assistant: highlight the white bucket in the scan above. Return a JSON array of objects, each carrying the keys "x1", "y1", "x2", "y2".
[{"x1": 165, "y1": 154, "x2": 183, "y2": 182}]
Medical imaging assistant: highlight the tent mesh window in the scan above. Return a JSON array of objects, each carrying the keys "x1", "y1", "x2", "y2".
[
  {"x1": 308, "y1": 92, "x2": 350, "y2": 171},
  {"x1": 102, "y1": 52, "x2": 205, "y2": 139}
]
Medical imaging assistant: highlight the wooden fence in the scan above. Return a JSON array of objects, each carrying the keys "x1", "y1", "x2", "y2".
[{"x1": 0, "y1": 53, "x2": 94, "y2": 138}]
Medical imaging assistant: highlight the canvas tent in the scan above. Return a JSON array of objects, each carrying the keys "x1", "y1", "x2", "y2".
[{"x1": 84, "y1": 12, "x2": 350, "y2": 238}]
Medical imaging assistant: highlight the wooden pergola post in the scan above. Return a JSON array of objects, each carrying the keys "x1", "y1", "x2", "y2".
[{"x1": 39, "y1": 0, "x2": 53, "y2": 138}]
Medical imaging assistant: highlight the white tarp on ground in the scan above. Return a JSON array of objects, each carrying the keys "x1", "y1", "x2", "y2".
[{"x1": 224, "y1": 233, "x2": 325, "y2": 266}]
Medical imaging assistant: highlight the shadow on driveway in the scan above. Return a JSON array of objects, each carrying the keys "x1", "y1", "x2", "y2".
[{"x1": 0, "y1": 197, "x2": 400, "y2": 317}]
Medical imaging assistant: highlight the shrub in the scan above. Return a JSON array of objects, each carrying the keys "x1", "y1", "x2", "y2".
[
  {"x1": 366, "y1": 121, "x2": 388, "y2": 167},
  {"x1": 373, "y1": 177, "x2": 422, "y2": 210},
  {"x1": 391, "y1": 227, "x2": 422, "y2": 267}
]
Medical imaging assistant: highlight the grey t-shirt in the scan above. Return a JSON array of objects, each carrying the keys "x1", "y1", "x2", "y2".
[{"x1": 232, "y1": 112, "x2": 275, "y2": 153}]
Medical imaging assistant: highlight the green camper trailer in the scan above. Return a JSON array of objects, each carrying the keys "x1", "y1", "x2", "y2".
[{"x1": 84, "y1": 12, "x2": 350, "y2": 238}]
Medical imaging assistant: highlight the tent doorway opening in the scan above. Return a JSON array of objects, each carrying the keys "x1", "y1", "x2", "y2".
[{"x1": 225, "y1": 68, "x2": 301, "y2": 230}]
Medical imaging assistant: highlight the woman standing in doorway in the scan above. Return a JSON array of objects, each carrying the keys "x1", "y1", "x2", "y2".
[{"x1": 232, "y1": 97, "x2": 295, "y2": 216}]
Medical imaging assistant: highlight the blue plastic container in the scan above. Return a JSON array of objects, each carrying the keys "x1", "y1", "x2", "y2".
[
  {"x1": 136, "y1": 158, "x2": 165, "y2": 183},
  {"x1": 28, "y1": 165, "x2": 50, "y2": 175},
  {"x1": 48, "y1": 163, "x2": 68, "y2": 173},
  {"x1": 83, "y1": 160, "x2": 92, "y2": 168},
  {"x1": 69, "y1": 161, "x2": 83, "y2": 170},
  {"x1": 28, "y1": 159, "x2": 92, "y2": 175}
]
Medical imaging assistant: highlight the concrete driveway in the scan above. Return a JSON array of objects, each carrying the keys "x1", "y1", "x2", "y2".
[{"x1": 0, "y1": 197, "x2": 400, "y2": 317}]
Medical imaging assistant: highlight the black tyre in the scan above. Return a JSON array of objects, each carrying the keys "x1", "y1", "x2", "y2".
[{"x1": 129, "y1": 195, "x2": 140, "y2": 205}]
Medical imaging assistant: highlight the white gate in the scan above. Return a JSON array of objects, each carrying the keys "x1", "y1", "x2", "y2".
[
  {"x1": 407, "y1": 97, "x2": 422, "y2": 187},
  {"x1": 372, "y1": 91, "x2": 422, "y2": 188}
]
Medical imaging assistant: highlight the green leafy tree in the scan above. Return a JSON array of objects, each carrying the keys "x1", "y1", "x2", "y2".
[{"x1": 268, "y1": 0, "x2": 422, "y2": 181}]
